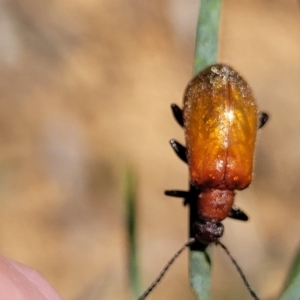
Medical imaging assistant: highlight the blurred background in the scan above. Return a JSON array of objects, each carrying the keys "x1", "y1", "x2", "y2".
[{"x1": 0, "y1": 0, "x2": 299, "y2": 299}]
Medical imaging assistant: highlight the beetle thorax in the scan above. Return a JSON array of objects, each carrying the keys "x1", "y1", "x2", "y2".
[{"x1": 197, "y1": 189, "x2": 234, "y2": 221}]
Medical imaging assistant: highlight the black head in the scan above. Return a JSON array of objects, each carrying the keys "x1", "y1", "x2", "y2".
[{"x1": 192, "y1": 218, "x2": 224, "y2": 245}]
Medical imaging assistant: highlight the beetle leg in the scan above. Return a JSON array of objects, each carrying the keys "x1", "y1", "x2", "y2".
[
  {"x1": 228, "y1": 205, "x2": 248, "y2": 221},
  {"x1": 171, "y1": 104, "x2": 184, "y2": 127},
  {"x1": 258, "y1": 111, "x2": 269, "y2": 129},
  {"x1": 170, "y1": 139, "x2": 187, "y2": 163},
  {"x1": 165, "y1": 190, "x2": 190, "y2": 206},
  {"x1": 165, "y1": 190, "x2": 189, "y2": 198}
]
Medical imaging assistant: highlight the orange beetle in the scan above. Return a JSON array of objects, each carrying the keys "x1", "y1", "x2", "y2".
[
  {"x1": 138, "y1": 64, "x2": 268, "y2": 300},
  {"x1": 167, "y1": 64, "x2": 268, "y2": 245}
]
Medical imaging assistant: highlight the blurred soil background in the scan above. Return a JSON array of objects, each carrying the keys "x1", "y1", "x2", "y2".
[{"x1": 0, "y1": 0, "x2": 299, "y2": 299}]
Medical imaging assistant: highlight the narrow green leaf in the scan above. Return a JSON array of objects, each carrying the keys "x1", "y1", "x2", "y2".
[
  {"x1": 124, "y1": 168, "x2": 141, "y2": 298},
  {"x1": 278, "y1": 245, "x2": 300, "y2": 300},
  {"x1": 190, "y1": 0, "x2": 222, "y2": 299},
  {"x1": 189, "y1": 249, "x2": 212, "y2": 300},
  {"x1": 193, "y1": 0, "x2": 222, "y2": 74}
]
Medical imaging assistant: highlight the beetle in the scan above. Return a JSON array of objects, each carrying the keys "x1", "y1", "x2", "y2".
[
  {"x1": 168, "y1": 64, "x2": 268, "y2": 245},
  {"x1": 138, "y1": 64, "x2": 268, "y2": 300}
]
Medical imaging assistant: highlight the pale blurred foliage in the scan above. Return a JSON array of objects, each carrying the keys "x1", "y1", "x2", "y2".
[{"x1": 0, "y1": 0, "x2": 299, "y2": 299}]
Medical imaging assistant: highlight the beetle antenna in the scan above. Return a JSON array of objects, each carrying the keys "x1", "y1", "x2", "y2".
[
  {"x1": 216, "y1": 240, "x2": 260, "y2": 300},
  {"x1": 138, "y1": 237, "x2": 196, "y2": 300}
]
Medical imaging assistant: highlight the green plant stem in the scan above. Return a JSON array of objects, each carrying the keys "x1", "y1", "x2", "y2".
[
  {"x1": 125, "y1": 169, "x2": 140, "y2": 298},
  {"x1": 193, "y1": 0, "x2": 222, "y2": 74},
  {"x1": 189, "y1": 0, "x2": 222, "y2": 299},
  {"x1": 279, "y1": 245, "x2": 300, "y2": 300}
]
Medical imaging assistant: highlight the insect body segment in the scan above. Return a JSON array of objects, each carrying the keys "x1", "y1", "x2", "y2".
[
  {"x1": 184, "y1": 65, "x2": 257, "y2": 191},
  {"x1": 178, "y1": 64, "x2": 267, "y2": 245}
]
